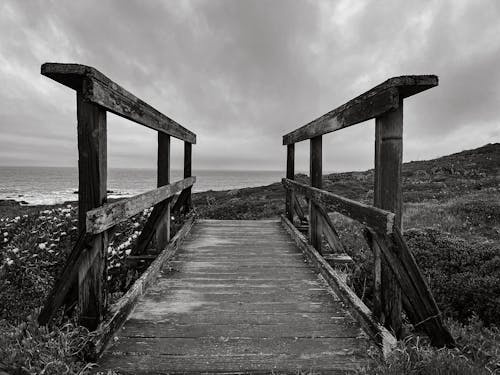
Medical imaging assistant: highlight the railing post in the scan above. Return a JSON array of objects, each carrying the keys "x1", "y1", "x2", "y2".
[
  {"x1": 286, "y1": 144, "x2": 295, "y2": 222},
  {"x1": 155, "y1": 132, "x2": 171, "y2": 250},
  {"x1": 309, "y1": 136, "x2": 322, "y2": 252},
  {"x1": 374, "y1": 97, "x2": 403, "y2": 337},
  {"x1": 76, "y1": 90, "x2": 108, "y2": 330},
  {"x1": 184, "y1": 141, "x2": 192, "y2": 211}
]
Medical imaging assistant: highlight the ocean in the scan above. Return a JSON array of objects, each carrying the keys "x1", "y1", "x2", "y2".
[{"x1": 0, "y1": 166, "x2": 284, "y2": 205}]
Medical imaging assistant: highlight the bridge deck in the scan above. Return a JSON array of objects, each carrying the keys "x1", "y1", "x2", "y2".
[{"x1": 96, "y1": 220, "x2": 372, "y2": 374}]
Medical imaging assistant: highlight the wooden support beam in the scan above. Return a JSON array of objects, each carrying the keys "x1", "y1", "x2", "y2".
[
  {"x1": 130, "y1": 200, "x2": 169, "y2": 256},
  {"x1": 86, "y1": 177, "x2": 196, "y2": 234},
  {"x1": 76, "y1": 93, "x2": 108, "y2": 330},
  {"x1": 282, "y1": 75, "x2": 438, "y2": 145},
  {"x1": 154, "y1": 133, "x2": 171, "y2": 251},
  {"x1": 280, "y1": 215, "x2": 396, "y2": 357},
  {"x1": 282, "y1": 179, "x2": 395, "y2": 235},
  {"x1": 374, "y1": 101, "x2": 403, "y2": 336},
  {"x1": 41, "y1": 63, "x2": 196, "y2": 143},
  {"x1": 292, "y1": 194, "x2": 307, "y2": 223},
  {"x1": 314, "y1": 204, "x2": 345, "y2": 254},
  {"x1": 184, "y1": 142, "x2": 192, "y2": 211},
  {"x1": 309, "y1": 136, "x2": 322, "y2": 252},
  {"x1": 38, "y1": 232, "x2": 89, "y2": 325},
  {"x1": 285, "y1": 143, "x2": 295, "y2": 222},
  {"x1": 370, "y1": 228, "x2": 455, "y2": 347}
]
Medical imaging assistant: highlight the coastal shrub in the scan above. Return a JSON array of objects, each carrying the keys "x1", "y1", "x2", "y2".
[
  {"x1": 0, "y1": 313, "x2": 93, "y2": 374},
  {"x1": 404, "y1": 228, "x2": 500, "y2": 326},
  {"x1": 359, "y1": 317, "x2": 500, "y2": 374}
]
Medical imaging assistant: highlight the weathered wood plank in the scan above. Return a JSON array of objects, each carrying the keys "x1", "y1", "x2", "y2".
[
  {"x1": 370, "y1": 228, "x2": 455, "y2": 347},
  {"x1": 183, "y1": 141, "x2": 193, "y2": 211},
  {"x1": 285, "y1": 143, "x2": 295, "y2": 221},
  {"x1": 374, "y1": 102, "x2": 403, "y2": 336},
  {"x1": 86, "y1": 177, "x2": 195, "y2": 234},
  {"x1": 282, "y1": 75, "x2": 438, "y2": 144},
  {"x1": 315, "y1": 203, "x2": 346, "y2": 254},
  {"x1": 309, "y1": 136, "x2": 323, "y2": 251},
  {"x1": 76, "y1": 93, "x2": 108, "y2": 330},
  {"x1": 92, "y1": 216, "x2": 195, "y2": 357},
  {"x1": 41, "y1": 63, "x2": 196, "y2": 143},
  {"x1": 96, "y1": 353, "x2": 363, "y2": 374},
  {"x1": 97, "y1": 220, "x2": 373, "y2": 372},
  {"x1": 38, "y1": 232, "x2": 89, "y2": 325},
  {"x1": 154, "y1": 132, "x2": 171, "y2": 250},
  {"x1": 281, "y1": 215, "x2": 396, "y2": 357},
  {"x1": 283, "y1": 178, "x2": 395, "y2": 234},
  {"x1": 120, "y1": 321, "x2": 361, "y2": 338}
]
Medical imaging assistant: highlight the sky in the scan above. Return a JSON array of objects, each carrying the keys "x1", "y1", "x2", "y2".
[{"x1": 0, "y1": 0, "x2": 499, "y2": 172}]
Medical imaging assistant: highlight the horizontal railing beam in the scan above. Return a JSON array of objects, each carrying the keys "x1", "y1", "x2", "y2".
[
  {"x1": 86, "y1": 177, "x2": 196, "y2": 234},
  {"x1": 282, "y1": 75, "x2": 437, "y2": 145},
  {"x1": 282, "y1": 178, "x2": 395, "y2": 235},
  {"x1": 41, "y1": 63, "x2": 196, "y2": 144}
]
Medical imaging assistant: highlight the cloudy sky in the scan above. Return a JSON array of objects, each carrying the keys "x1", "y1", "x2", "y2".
[{"x1": 1, "y1": 0, "x2": 499, "y2": 172}]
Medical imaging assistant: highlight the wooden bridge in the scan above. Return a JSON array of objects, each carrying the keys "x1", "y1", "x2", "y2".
[{"x1": 38, "y1": 63, "x2": 454, "y2": 374}]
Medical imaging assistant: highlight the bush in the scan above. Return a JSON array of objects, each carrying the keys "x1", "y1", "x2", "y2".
[
  {"x1": 405, "y1": 228, "x2": 500, "y2": 326},
  {"x1": 0, "y1": 313, "x2": 93, "y2": 374}
]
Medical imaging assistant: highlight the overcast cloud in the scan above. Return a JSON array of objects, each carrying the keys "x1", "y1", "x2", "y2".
[{"x1": 1, "y1": 0, "x2": 499, "y2": 172}]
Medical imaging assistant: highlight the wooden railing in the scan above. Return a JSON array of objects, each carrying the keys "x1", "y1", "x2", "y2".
[
  {"x1": 282, "y1": 76, "x2": 455, "y2": 347},
  {"x1": 38, "y1": 63, "x2": 196, "y2": 330}
]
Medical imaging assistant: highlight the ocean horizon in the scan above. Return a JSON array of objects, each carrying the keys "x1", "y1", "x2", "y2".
[{"x1": 0, "y1": 166, "x2": 285, "y2": 205}]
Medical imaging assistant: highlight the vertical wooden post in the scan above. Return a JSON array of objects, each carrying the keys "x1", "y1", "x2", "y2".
[
  {"x1": 76, "y1": 91, "x2": 108, "y2": 330},
  {"x1": 309, "y1": 136, "x2": 322, "y2": 252},
  {"x1": 374, "y1": 98, "x2": 403, "y2": 337},
  {"x1": 184, "y1": 141, "x2": 192, "y2": 211},
  {"x1": 155, "y1": 132, "x2": 171, "y2": 250},
  {"x1": 286, "y1": 143, "x2": 295, "y2": 222}
]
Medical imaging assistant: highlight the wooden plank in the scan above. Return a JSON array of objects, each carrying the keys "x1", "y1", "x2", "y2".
[
  {"x1": 108, "y1": 336, "x2": 370, "y2": 356},
  {"x1": 309, "y1": 136, "x2": 322, "y2": 251},
  {"x1": 282, "y1": 75, "x2": 438, "y2": 144},
  {"x1": 41, "y1": 63, "x2": 196, "y2": 143},
  {"x1": 76, "y1": 92, "x2": 107, "y2": 330},
  {"x1": 285, "y1": 143, "x2": 295, "y2": 221},
  {"x1": 92, "y1": 216, "x2": 196, "y2": 357},
  {"x1": 283, "y1": 178, "x2": 395, "y2": 235},
  {"x1": 96, "y1": 353, "x2": 363, "y2": 374},
  {"x1": 293, "y1": 194, "x2": 307, "y2": 223},
  {"x1": 154, "y1": 132, "x2": 171, "y2": 250},
  {"x1": 374, "y1": 102, "x2": 403, "y2": 336},
  {"x1": 86, "y1": 177, "x2": 195, "y2": 234},
  {"x1": 129, "y1": 201, "x2": 169, "y2": 256},
  {"x1": 38, "y1": 232, "x2": 89, "y2": 325},
  {"x1": 280, "y1": 215, "x2": 396, "y2": 357},
  {"x1": 183, "y1": 141, "x2": 192, "y2": 211},
  {"x1": 371, "y1": 228, "x2": 455, "y2": 347},
  {"x1": 120, "y1": 322, "x2": 361, "y2": 338},
  {"x1": 315, "y1": 203, "x2": 346, "y2": 254}
]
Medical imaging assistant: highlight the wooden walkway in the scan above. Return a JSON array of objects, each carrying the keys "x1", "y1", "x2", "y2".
[{"x1": 96, "y1": 220, "x2": 372, "y2": 374}]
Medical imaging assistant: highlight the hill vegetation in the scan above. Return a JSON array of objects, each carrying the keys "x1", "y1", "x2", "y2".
[{"x1": 0, "y1": 143, "x2": 498, "y2": 374}]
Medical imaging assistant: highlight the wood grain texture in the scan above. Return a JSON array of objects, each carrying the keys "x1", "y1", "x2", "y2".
[
  {"x1": 371, "y1": 228, "x2": 455, "y2": 347},
  {"x1": 286, "y1": 143, "x2": 295, "y2": 221},
  {"x1": 374, "y1": 103, "x2": 403, "y2": 336},
  {"x1": 92, "y1": 216, "x2": 196, "y2": 357},
  {"x1": 95, "y1": 220, "x2": 374, "y2": 373},
  {"x1": 86, "y1": 177, "x2": 195, "y2": 234},
  {"x1": 76, "y1": 93, "x2": 108, "y2": 330},
  {"x1": 154, "y1": 133, "x2": 171, "y2": 250},
  {"x1": 283, "y1": 178, "x2": 395, "y2": 235},
  {"x1": 183, "y1": 141, "x2": 193, "y2": 211},
  {"x1": 41, "y1": 63, "x2": 196, "y2": 143},
  {"x1": 310, "y1": 136, "x2": 323, "y2": 251},
  {"x1": 281, "y1": 215, "x2": 396, "y2": 358},
  {"x1": 282, "y1": 75, "x2": 438, "y2": 144}
]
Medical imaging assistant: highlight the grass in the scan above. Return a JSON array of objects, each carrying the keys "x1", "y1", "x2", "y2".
[{"x1": 1, "y1": 143, "x2": 499, "y2": 373}]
